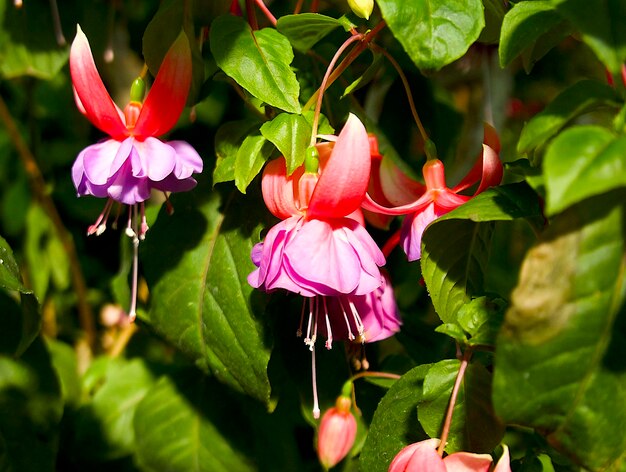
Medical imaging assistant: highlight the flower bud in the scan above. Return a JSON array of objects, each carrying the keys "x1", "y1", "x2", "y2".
[
  {"x1": 317, "y1": 397, "x2": 357, "y2": 469},
  {"x1": 347, "y1": 0, "x2": 373, "y2": 19}
]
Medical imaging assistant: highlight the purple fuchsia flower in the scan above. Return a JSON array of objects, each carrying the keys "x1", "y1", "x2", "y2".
[
  {"x1": 70, "y1": 25, "x2": 203, "y2": 239},
  {"x1": 248, "y1": 114, "x2": 401, "y2": 416},
  {"x1": 70, "y1": 25, "x2": 202, "y2": 320}
]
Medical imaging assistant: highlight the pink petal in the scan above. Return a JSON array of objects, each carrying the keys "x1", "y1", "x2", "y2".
[
  {"x1": 400, "y1": 202, "x2": 444, "y2": 261},
  {"x1": 261, "y1": 158, "x2": 300, "y2": 219},
  {"x1": 377, "y1": 156, "x2": 425, "y2": 205},
  {"x1": 168, "y1": 140, "x2": 204, "y2": 178},
  {"x1": 70, "y1": 25, "x2": 127, "y2": 139},
  {"x1": 493, "y1": 446, "x2": 511, "y2": 472},
  {"x1": 151, "y1": 174, "x2": 198, "y2": 193},
  {"x1": 132, "y1": 137, "x2": 177, "y2": 181},
  {"x1": 452, "y1": 144, "x2": 502, "y2": 195},
  {"x1": 443, "y1": 452, "x2": 493, "y2": 472},
  {"x1": 483, "y1": 122, "x2": 501, "y2": 153},
  {"x1": 388, "y1": 439, "x2": 446, "y2": 472},
  {"x1": 308, "y1": 114, "x2": 371, "y2": 219},
  {"x1": 317, "y1": 408, "x2": 357, "y2": 469},
  {"x1": 82, "y1": 139, "x2": 125, "y2": 185},
  {"x1": 134, "y1": 31, "x2": 192, "y2": 138},
  {"x1": 362, "y1": 191, "x2": 434, "y2": 216},
  {"x1": 357, "y1": 271, "x2": 401, "y2": 342},
  {"x1": 106, "y1": 159, "x2": 151, "y2": 204}
]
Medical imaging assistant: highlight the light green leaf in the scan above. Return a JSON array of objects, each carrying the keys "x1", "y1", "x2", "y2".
[
  {"x1": 421, "y1": 184, "x2": 541, "y2": 324},
  {"x1": 0, "y1": 235, "x2": 29, "y2": 294},
  {"x1": 142, "y1": 185, "x2": 273, "y2": 406},
  {"x1": 360, "y1": 365, "x2": 431, "y2": 472},
  {"x1": 552, "y1": 0, "x2": 626, "y2": 74},
  {"x1": 210, "y1": 15, "x2": 301, "y2": 113},
  {"x1": 134, "y1": 370, "x2": 256, "y2": 472},
  {"x1": 0, "y1": 337, "x2": 62, "y2": 472},
  {"x1": 518, "y1": 80, "x2": 621, "y2": 155},
  {"x1": 543, "y1": 126, "x2": 626, "y2": 216},
  {"x1": 260, "y1": 113, "x2": 312, "y2": 174},
  {"x1": 276, "y1": 13, "x2": 342, "y2": 53},
  {"x1": 376, "y1": 0, "x2": 485, "y2": 70},
  {"x1": 499, "y1": 1, "x2": 568, "y2": 68},
  {"x1": 46, "y1": 338, "x2": 81, "y2": 407},
  {"x1": 214, "y1": 119, "x2": 262, "y2": 185},
  {"x1": 494, "y1": 191, "x2": 626, "y2": 470},
  {"x1": 73, "y1": 357, "x2": 156, "y2": 460},
  {"x1": 234, "y1": 133, "x2": 274, "y2": 193},
  {"x1": 419, "y1": 360, "x2": 504, "y2": 453}
]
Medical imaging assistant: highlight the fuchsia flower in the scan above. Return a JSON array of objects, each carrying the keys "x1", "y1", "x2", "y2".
[
  {"x1": 363, "y1": 125, "x2": 503, "y2": 261},
  {"x1": 388, "y1": 439, "x2": 511, "y2": 472},
  {"x1": 317, "y1": 396, "x2": 357, "y2": 469},
  {"x1": 70, "y1": 25, "x2": 203, "y2": 238}
]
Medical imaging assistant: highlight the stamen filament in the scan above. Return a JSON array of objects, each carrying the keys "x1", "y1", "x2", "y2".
[
  {"x1": 323, "y1": 297, "x2": 333, "y2": 349},
  {"x1": 339, "y1": 298, "x2": 355, "y2": 341},
  {"x1": 311, "y1": 345, "x2": 320, "y2": 419},
  {"x1": 297, "y1": 299, "x2": 306, "y2": 337}
]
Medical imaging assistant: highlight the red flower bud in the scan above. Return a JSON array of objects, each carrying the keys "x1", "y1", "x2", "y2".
[{"x1": 317, "y1": 397, "x2": 357, "y2": 469}]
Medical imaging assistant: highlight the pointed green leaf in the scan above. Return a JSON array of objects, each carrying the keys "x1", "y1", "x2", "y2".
[
  {"x1": 479, "y1": 0, "x2": 506, "y2": 44},
  {"x1": 360, "y1": 365, "x2": 431, "y2": 472},
  {"x1": 494, "y1": 192, "x2": 626, "y2": 470},
  {"x1": 142, "y1": 185, "x2": 272, "y2": 406},
  {"x1": 210, "y1": 15, "x2": 301, "y2": 113},
  {"x1": 260, "y1": 113, "x2": 312, "y2": 174},
  {"x1": 377, "y1": 0, "x2": 485, "y2": 70},
  {"x1": 234, "y1": 134, "x2": 274, "y2": 193},
  {"x1": 499, "y1": 1, "x2": 569, "y2": 68},
  {"x1": 73, "y1": 357, "x2": 156, "y2": 460},
  {"x1": 419, "y1": 359, "x2": 504, "y2": 454},
  {"x1": 552, "y1": 0, "x2": 626, "y2": 74},
  {"x1": 214, "y1": 119, "x2": 262, "y2": 185},
  {"x1": 276, "y1": 13, "x2": 342, "y2": 53},
  {"x1": 134, "y1": 370, "x2": 256, "y2": 472},
  {"x1": 342, "y1": 50, "x2": 384, "y2": 98},
  {"x1": 0, "y1": 337, "x2": 62, "y2": 472},
  {"x1": 0, "y1": 235, "x2": 29, "y2": 294},
  {"x1": 544, "y1": 126, "x2": 626, "y2": 216},
  {"x1": 422, "y1": 184, "x2": 541, "y2": 324},
  {"x1": 518, "y1": 80, "x2": 621, "y2": 155}
]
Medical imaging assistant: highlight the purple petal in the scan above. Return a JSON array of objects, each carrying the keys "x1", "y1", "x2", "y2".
[
  {"x1": 82, "y1": 139, "x2": 125, "y2": 185},
  {"x1": 400, "y1": 202, "x2": 446, "y2": 261},
  {"x1": 133, "y1": 137, "x2": 177, "y2": 182},
  {"x1": 356, "y1": 272, "x2": 401, "y2": 343},
  {"x1": 151, "y1": 175, "x2": 198, "y2": 193},
  {"x1": 168, "y1": 140, "x2": 204, "y2": 178},
  {"x1": 106, "y1": 159, "x2": 151, "y2": 205}
]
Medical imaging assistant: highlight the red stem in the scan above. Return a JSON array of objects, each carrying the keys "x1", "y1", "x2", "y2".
[{"x1": 254, "y1": 0, "x2": 277, "y2": 26}]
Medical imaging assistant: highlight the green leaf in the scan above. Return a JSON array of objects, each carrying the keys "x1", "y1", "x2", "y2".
[
  {"x1": 210, "y1": 15, "x2": 301, "y2": 113},
  {"x1": 552, "y1": 0, "x2": 626, "y2": 74},
  {"x1": 214, "y1": 119, "x2": 262, "y2": 185},
  {"x1": 0, "y1": 235, "x2": 29, "y2": 293},
  {"x1": 544, "y1": 126, "x2": 626, "y2": 216},
  {"x1": 377, "y1": 0, "x2": 485, "y2": 70},
  {"x1": 0, "y1": 1, "x2": 68, "y2": 80},
  {"x1": 276, "y1": 13, "x2": 342, "y2": 53},
  {"x1": 73, "y1": 357, "x2": 156, "y2": 460},
  {"x1": 142, "y1": 0, "x2": 205, "y2": 105},
  {"x1": 133, "y1": 370, "x2": 256, "y2": 472},
  {"x1": 421, "y1": 184, "x2": 542, "y2": 323},
  {"x1": 499, "y1": 1, "x2": 567, "y2": 68},
  {"x1": 493, "y1": 191, "x2": 626, "y2": 470},
  {"x1": 142, "y1": 185, "x2": 273, "y2": 406},
  {"x1": 260, "y1": 113, "x2": 312, "y2": 174},
  {"x1": 234, "y1": 133, "x2": 274, "y2": 193},
  {"x1": 360, "y1": 364, "x2": 431, "y2": 472},
  {"x1": 419, "y1": 359, "x2": 504, "y2": 453},
  {"x1": 0, "y1": 337, "x2": 62, "y2": 472},
  {"x1": 457, "y1": 297, "x2": 507, "y2": 347},
  {"x1": 342, "y1": 50, "x2": 384, "y2": 98},
  {"x1": 46, "y1": 338, "x2": 81, "y2": 407},
  {"x1": 479, "y1": 0, "x2": 507, "y2": 44},
  {"x1": 518, "y1": 80, "x2": 621, "y2": 155}
]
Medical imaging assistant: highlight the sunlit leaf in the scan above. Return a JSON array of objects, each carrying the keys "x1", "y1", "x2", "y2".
[
  {"x1": 234, "y1": 133, "x2": 274, "y2": 193},
  {"x1": 260, "y1": 113, "x2": 312, "y2": 174},
  {"x1": 214, "y1": 119, "x2": 262, "y2": 185},
  {"x1": 142, "y1": 184, "x2": 273, "y2": 406},
  {"x1": 376, "y1": 0, "x2": 485, "y2": 70},
  {"x1": 276, "y1": 13, "x2": 342, "y2": 53},
  {"x1": 494, "y1": 191, "x2": 626, "y2": 470},
  {"x1": 210, "y1": 15, "x2": 301, "y2": 113}
]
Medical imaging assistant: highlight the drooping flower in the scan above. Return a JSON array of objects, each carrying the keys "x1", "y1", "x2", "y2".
[
  {"x1": 363, "y1": 125, "x2": 503, "y2": 261},
  {"x1": 317, "y1": 395, "x2": 357, "y2": 469},
  {"x1": 70, "y1": 25, "x2": 203, "y2": 238},
  {"x1": 388, "y1": 439, "x2": 511, "y2": 472}
]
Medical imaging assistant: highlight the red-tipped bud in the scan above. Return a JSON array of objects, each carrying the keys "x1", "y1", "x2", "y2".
[{"x1": 317, "y1": 397, "x2": 357, "y2": 469}]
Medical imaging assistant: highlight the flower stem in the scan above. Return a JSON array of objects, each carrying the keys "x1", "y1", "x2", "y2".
[
  {"x1": 245, "y1": 0, "x2": 259, "y2": 30},
  {"x1": 303, "y1": 20, "x2": 386, "y2": 115},
  {"x1": 437, "y1": 347, "x2": 473, "y2": 456},
  {"x1": 351, "y1": 371, "x2": 401, "y2": 382},
  {"x1": 107, "y1": 322, "x2": 138, "y2": 358},
  {"x1": 254, "y1": 0, "x2": 277, "y2": 26},
  {"x1": 382, "y1": 229, "x2": 401, "y2": 259},
  {"x1": 293, "y1": 0, "x2": 304, "y2": 14},
  {"x1": 371, "y1": 44, "x2": 434, "y2": 161},
  {"x1": 0, "y1": 95, "x2": 96, "y2": 351}
]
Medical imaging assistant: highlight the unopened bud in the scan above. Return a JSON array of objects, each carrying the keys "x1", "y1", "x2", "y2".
[
  {"x1": 347, "y1": 0, "x2": 373, "y2": 19},
  {"x1": 130, "y1": 77, "x2": 146, "y2": 103},
  {"x1": 317, "y1": 404, "x2": 357, "y2": 469}
]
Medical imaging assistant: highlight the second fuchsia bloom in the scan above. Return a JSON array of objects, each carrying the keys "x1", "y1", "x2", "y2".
[
  {"x1": 70, "y1": 25, "x2": 203, "y2": 237},
  {"x1": 388, "y1": 439, "x2": 511, "y2": 472},
  {"x1": 363, "y1": 125, "x2": 503, "y2": 261},
  {"x1": 317, "y1": 396, "x2": 358, "y2": 469}
]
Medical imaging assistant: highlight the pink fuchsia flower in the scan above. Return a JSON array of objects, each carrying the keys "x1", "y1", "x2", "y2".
[
  {"x1": 388, "y1": 439, "x2": 511, "y2": 472},
  {"x1": 363, "y1": 125, "x2": 503, "y2": 261},
  {"x1": 317, "y1": 396, "x2": 358, "y2": 469},
  {"x1": 70, "y1": 25, "x2": 203, "y2": 238}
]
